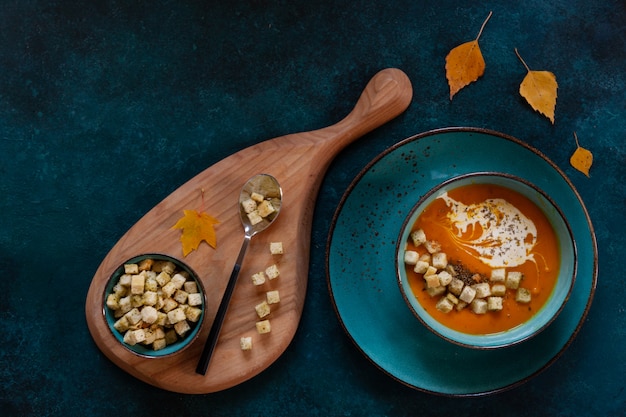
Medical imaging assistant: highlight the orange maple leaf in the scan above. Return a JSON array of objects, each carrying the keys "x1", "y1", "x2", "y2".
[
  {"x1": 516, "y1": 48, "x2": 558, "y2": 124},
  {"x1": 445, "y1": 11, "x2": 492, "y2": 100},
  {"x1": 172, "y1": 209, "x2": 219, "y2": 256},
  {"x1": 570, "y1": 132, "x2": 593, "y2": 177}
]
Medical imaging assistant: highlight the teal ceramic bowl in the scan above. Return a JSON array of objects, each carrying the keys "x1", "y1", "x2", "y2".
[
  {"x1": 397, "y1": 172, "x2": 577, "y2": 349},
  {"x1": 103, "y1": 254, "x2": 205, "y2": 357}
]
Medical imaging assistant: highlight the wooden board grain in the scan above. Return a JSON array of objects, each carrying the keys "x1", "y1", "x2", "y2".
[{"x1": 85, "y1": 68, "x2": 413, "y2": 393}]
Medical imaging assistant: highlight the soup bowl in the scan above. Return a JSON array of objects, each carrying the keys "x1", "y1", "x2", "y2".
[
  {"x1": 103, "y1": 253, "x2": 205, "y2": 358},
  {"x1": 396, "y1": 172, "x2": 576, "y2": 349}
]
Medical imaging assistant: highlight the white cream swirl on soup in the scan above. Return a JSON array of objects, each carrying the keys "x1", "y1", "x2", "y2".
[{"x1": 437, "y1": 192, "x2": 537, "y2": 268}]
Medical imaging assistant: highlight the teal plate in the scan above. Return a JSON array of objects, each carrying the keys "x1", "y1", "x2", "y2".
[{"x1": 326, "y1": 128, "x2": 598, "y2": 396}]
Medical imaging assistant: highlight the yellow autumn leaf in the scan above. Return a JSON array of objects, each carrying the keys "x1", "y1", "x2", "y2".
[
  {"x1": 516, "y1": 48, "x2": 558, "y2": 124},
  {"x1": 172, "y1": 209, "x2": 219, "y2": 256},
  {"x1": 570, "y1": 132, "x2": 593, "y2": 177},
  {"x1": 445, "y1": 11, "x2": 492, "y2": 100}
]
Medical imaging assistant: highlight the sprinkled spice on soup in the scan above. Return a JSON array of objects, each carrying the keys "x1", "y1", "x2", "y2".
[{"x1": 403, "y1": 183, "x2": 560, "y2": 335}]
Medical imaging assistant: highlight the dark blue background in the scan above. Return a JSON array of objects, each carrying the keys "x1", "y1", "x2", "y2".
[{"x1": 0, "y1": 0, "x2": 623, "y2": 415}]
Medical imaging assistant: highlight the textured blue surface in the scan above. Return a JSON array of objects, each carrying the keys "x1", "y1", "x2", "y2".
[{"x1": 0, "y1": 0, "x2": 624, "y2": 415}]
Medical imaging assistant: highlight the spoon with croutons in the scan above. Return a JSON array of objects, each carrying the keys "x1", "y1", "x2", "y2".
[{"x1": 196, "y1": 174, "x2": 282, "y2": 375}]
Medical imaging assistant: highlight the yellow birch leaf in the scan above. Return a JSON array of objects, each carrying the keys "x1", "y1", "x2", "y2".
[
  {"x1": 172, "y1": 209, "x2": 219, "y2": 256},
  {"x1": 516, "y1": 48, "x2": 558, "y2": 124},
  {"x1": 445, "y1": 11, "x2": 492, "y2": 100},
  {"x1": 570, "y1": 132, "x2": 593, "y2": 177}
]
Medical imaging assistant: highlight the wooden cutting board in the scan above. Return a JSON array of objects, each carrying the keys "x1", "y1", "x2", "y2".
[{"x1": 85, "y1": 68, "x2": 413, "y2": 394}]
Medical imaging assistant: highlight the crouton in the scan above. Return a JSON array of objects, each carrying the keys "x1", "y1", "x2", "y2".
[
  {"x1": 161, "y1": 298, "x2": 178, "y2": 313},
  {"x1": 247, "y1": 211, "x2": 263, "y2": 225},
  {"x1": 183, "y1": 281, "x2": 198, "y2": 294},
  {"x1": 131, "y1": 274, "x2": 145, "y2": 295},
  {"x1": 250, "y1": 192, "x2": 264, "y2": 203},
  {"x1": 125, "y1": 308, "x2": 142, "y2": 325},
  {"x1": 161, "y1": 281, "x2": 178, "y2": 298},
  {"x1": 153, "y1": 338, "x2": 167, "y2": 351},
  {"x1": 424, "y1": 266, "x2": 437, "y2": 277},
  {"x1": 118, "y1": 296, "x2": 132, "y2": 314},
  {"x1": 438, "y1": 270, "x2": 453, "y2": 286},
  {"x1": 187, "y1": 292, "x2": 203, "y2": 307},
  {"x1": 419, "y1": 253, "x2": 431, "y2": 263},
  {"x1": 424, "y1": 273, "x2": 440, "y2": 289},
  {"x1": 185, "y1": 307, "x2": 202, "y2": 323},
  {"x1": 432, "y1": 252, "x2": 448, "y2": 269},
  {"x1": 446, "y1": 293, "x2": 459, "y2": 305},
  {"x1": 515, "y1": 287, "x2": 532, "y2": 303},
  {"x1": 257, "y1": 200, "x2": 275, "y2": 218},
  {"x1": 472, "y1": 283, "x2": 491, "y2": 299},
  {"x1": 240, "y1": 336, "x2": 253, "y2": 351},
  {"x1": 124, "y1": 329, "x2": 146, "y2": 346},
  {"x1": 265, "y1": 264, "x2": 280, "y2": 280},
  {"x1": 471, "y1": 299, "x2": 488, "y2": 314},
  {"x1": 414, "y1": 261, "x2": 430, "y2": 274},
  {"x1": 427, "y1": 286, "x2": 446, "y2": 297},
  {"x1": 266, "y1": 290, "x2": 280, "y2": 304},
  {"x1": 490, "y1": 268, "x2": 506, "y2": 282},
  {"x1": 119, "y1": 274, "x2": 132, "y2": 287},
  {"x1": 255, "y1": 301, "x2": 271, "y2": 318},
  {"x1": 270, "y1": 242, "x2": 284, "y2": 255},
  {"x1": 142, "y1": 328, "x2": 157, "y2": 345},
  {"x1": 141, "y1": 306, "x2": 159, "y2": 324},
  {"x1": 241, "y1": 198, "x2": 257, "y2": 213},
  {"x1": 164, "y1": 329, "x2": 178, "y2": 344},
  {"x1": 174, "y1": 320, "x2": 190, "y2": 336},
  {"x1": 256, "y1": 320, "x2": 271, "y2": 334},
  {"x1": 167, "y1": 307, "x2": 187, "y2": 324},
  {"x1": 459, "y1": 285, "x2": 476, "y2": 303},
  {"x1": 113, "y1": 316, "x2": 130, "y2": 333},
  {"x1": 106, "y1": 293, "x2": 120, "y2": 310},
  {"x1": 410, "y1": 229, "x2": 427, "y2": 247},
  {"x1": 251, "y1": 272, "x2": 266, "y2": 285},
  {"x1": 155, "y1": 271, "x2": 171, "y2": 287},
  {"x1": 145, "y1": 275, "x2": 158, "y2": 292},
  {"x1": 159, "y1": 261, "x2": 176, "y2": 275},
  {"x1": 491, "y1": 284, "x2": 506, "y2": 297},
  {"x1": 506, "y1": 271, "x2": 524, "y2": 289},
  {"x1": 404, "y1": 250, "x2": 419, "y2": 265},
  {"x1": 487, "y1": 296, "x2": 503, "y2": 311},
  {"x1": 112, "y1": 282, "x2": 127, "y2": 296},
  {"x1": 173, "y1": 289, "x2": 189, "y2": 304},
  {"x1": 424, "y1": 240, "x2": 442, "y2": 254},
  {"x1": 170, "y1": 273, "x2": 186, "y2": 289},
  {"x1": 448, "y1": 278, "x2": 465, "y2": 296},
  {"x1": 436, "y1": 297, "x2": 454, "y2": 313}
]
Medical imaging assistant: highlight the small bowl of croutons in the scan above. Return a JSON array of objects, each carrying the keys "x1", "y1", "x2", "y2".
[
  {"x1": 103, "y1": 254, "x2": 205, "y2": 357},
  {"x1": 396, "y1": 172, "x2": 576, "y2": 349}
]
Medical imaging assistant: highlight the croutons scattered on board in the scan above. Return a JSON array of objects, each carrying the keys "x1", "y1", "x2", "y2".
[{"x1": 239, "y1": 242, "x2": 285, "y2": 350}]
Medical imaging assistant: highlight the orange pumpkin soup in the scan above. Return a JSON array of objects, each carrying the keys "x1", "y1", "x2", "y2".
[{"x1": 405, "y1": 183, "x2": 560, "y2": 335}]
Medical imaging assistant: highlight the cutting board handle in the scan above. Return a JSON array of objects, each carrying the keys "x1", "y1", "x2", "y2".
[{"x1": 325, "y1": 68, "x2": 412, "y2": 149}]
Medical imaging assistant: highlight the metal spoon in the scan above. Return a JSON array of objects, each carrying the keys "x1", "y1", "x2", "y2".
[{"x1": 196, "y1": 174, "x2": 282, "y2": 375}]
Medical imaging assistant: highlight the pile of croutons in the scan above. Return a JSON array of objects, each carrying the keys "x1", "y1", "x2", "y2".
[
  {"x1": 106, "y1": 258, "x2": 202, "y2": 351},
  {"x1": 404, "y1": 228, "x2": 532, "y2": 315}
]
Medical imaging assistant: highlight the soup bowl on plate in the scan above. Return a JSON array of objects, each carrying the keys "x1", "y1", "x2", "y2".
[{"x1": 396, "y1": 172, "x2": 576, "y2": 349}]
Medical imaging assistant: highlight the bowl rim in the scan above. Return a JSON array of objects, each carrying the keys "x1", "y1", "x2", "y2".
[
  {"x1": 396, "y1": 171, "x2": 578, "y2": 349},
  {"x1": 102, "y1": 253, "x2": 206, "y2": 358}
]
